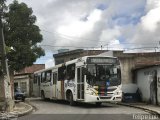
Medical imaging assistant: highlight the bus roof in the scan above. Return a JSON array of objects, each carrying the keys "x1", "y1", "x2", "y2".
[
  {"x1": 65, "y1": 55, "x2": 118, "y2": 65},
  {"x1": 34, "y1": 63, "x2": 63, "y2": 74},
  {"x1": 34, "y1": 55, "x2": 118, "y2": 74}
]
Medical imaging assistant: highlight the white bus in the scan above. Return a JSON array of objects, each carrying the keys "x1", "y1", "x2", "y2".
[{"x1": 33, "y1": 56, "x2": 122, "y2": 106}]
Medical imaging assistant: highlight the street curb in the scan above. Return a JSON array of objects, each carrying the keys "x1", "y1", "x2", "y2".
[
  {"x1": 115, "y1": 103, "x2": 160, "y2": 116},
  {"x1": 18, "y1": 102, "x2": 33, "y2": 117},
  {"x1": 10, "y1": 102, "x2": 33, "y2": 117}
]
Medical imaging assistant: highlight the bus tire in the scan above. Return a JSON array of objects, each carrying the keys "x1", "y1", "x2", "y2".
[
  {"x1": 96, "y1": 102, "x2": 102, "y2": 106},
  {"x1": 69, "y1": 92, "x2": 75, "y2": 106},
  {"x1": 41, "y1": 91, "x2": 45, "y2": 100}
]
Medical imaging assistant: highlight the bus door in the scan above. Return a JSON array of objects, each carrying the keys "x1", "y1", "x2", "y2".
[
  {"x1": 37, "y1": 74, "x2": 41, "y2": 97},
  {"x1": 43, "y1": 71, "x2": 52, "y2": 98},
  {"x1": 57, "y1": 65, "x2": 66, "y2": 99},
  {"x1": 52, "y1": 72, "x2": 58, "y2": 98},
  {"x1": 77, "y1": 67, "x2": 84, "y2": 100},
  {"x1": 33, "y1": 74, "x2": 41, "y2": 97}
]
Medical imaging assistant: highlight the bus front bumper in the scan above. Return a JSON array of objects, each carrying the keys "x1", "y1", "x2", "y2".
[{"x1": 84, "y1": 94, "x2": 122, "y2": 103}]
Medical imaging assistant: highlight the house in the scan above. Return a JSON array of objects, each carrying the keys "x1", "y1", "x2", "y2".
[{"x1": 14, "y1": 64, "x2": 45, "y2": 97}]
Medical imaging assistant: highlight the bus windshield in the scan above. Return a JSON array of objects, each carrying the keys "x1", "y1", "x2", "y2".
[{"x1": 86, "y1": 64, "x2": 121, "y2": 86}]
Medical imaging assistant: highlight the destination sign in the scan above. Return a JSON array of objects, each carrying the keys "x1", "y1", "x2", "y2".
[{"x1": 87, "y1": 57, "x2": 118, "y2": 64}]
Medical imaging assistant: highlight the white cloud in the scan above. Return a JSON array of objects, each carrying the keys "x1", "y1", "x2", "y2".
[
  {"x1": 141, "y1": 0, "x2": 160, "y2": 32},
  {"x1": 56, "y1": 9, "x2": 102, "y2": 46},
  {"x1": 130, "y1": 0, "x2": 160, "y2": 47},
  {"x1": 99, "y1": 27, "x2": 121, "y2": 43},
  {"x1": 45, "y1": 59, "x2": 55, "y2": 69},
  {"x1": 8, "y1": 0, "x2": 160, "y2": 57},
  {"x1": 145, "y1": 0, "x2": 160, "y2": 11}
]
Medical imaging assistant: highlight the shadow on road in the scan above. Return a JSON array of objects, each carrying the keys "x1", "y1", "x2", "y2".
[{"x1": 40, "y1": 99, "x2": 119, "y2": 109}]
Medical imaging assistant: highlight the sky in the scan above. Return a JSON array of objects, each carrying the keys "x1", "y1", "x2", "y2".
[{"x1": 8, "y1": 0, "x2": 160, "y2": 68}]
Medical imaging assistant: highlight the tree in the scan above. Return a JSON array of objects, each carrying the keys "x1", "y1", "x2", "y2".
[
  {"x1": 4, "y1": 0, "x2": 45, "y2": 71},
  {"x1": 0, "y1": 0, "x2": 6, "y2": 73},
  {"x1": 0, "y1": 0, "x2": 6, "y2": 10}
]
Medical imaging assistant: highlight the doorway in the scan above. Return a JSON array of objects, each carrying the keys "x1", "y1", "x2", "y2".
[{"x1": 150, "y1": 70, "x2": 158, "y2": 105}]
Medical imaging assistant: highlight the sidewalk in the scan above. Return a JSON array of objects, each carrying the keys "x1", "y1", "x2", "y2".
[
  {"x1": 0, "y1": 102, "x2": 33, "y2": 119},
  {"x1": 117, "y1": 102, "x2": 160, "y2": 115}
]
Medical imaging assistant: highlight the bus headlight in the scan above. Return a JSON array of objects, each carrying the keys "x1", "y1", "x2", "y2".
[
  {"x1": 87, "y1": 90, "x2": 97, "y2": 96},
  {"x1": 90, "y1": 91, "x2": 94, "y2": 95}
]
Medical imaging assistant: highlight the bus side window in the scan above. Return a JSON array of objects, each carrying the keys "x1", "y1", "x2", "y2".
[
  {"x1": 77, "y1": 68, "x2": 80, "y2": 83},
  {"x1": 66, "y1": 63, "x2": 75, "y2": 80},
  {"x1": 41, "y1": 72, "x2": 46, "y2": 83},
  {"x1": 58, "y1": 66, "x2": 66, "y2": 81},
  {"x1": 46, "y1": 70, "x2": 51, "y2": 82}
]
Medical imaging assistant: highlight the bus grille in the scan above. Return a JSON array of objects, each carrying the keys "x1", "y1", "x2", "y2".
[
  {"x1": 100, "y1": 96, "x2": 112, "y2": 99},
  {"x1": 94, "y1": 86, "x2": 116, "y2": 96}
]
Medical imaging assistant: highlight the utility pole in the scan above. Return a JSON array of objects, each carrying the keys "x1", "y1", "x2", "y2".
[{"x1": 0, "y1": 2, "x2": 13, "y2": 112}]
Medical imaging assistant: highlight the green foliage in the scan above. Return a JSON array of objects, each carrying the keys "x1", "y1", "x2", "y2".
[
  {"x1": 0, "y1": 0, "x2": 6, "y2": 8},
  {"x1": 0, "y1": 0, "x2": 7, "y2": 15},
  {"x1": 4, "y1": 0, "x2": 45, "y2": 71}
]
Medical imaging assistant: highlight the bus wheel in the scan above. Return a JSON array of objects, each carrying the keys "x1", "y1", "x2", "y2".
[
  {"x1": 69, "y1": 92, "x2": 75, "y2": 106},
  {"x1": 41, "y1": 91, "x2": 45, "y2": 100},
  {"x1": 96, "y1": 102, "x2": 102, "y2": 106}
]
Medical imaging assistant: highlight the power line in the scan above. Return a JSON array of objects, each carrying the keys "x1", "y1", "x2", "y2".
[
  {"x1": 41, "y1": 29, "x2": 160, "y2": 48},
  {"x1": 39, "y1": 44, "x2": 97, "y2": 49},
  {"x1": 41, "y1": 29, "x2": 107, "y2": 43},
  {"x1": 7, "y1": 26, "x2": 160, "y2": 48},
  {"x1": 8, "y1": 43, "x2": 160, "y2": 51}
]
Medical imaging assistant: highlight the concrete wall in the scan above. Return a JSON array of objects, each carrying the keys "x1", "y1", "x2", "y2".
[
  {"x1": 119, "y1": 57, "x2": 135, "y2": 84},
  {"x1": 136, "y1": 66, "x2": 160, "y2": 104},
  {"x1": 114, "y1": 52, "x2": 160, "y2": 85}
]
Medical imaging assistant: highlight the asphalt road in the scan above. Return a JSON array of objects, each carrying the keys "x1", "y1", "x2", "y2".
[{"x1": 19, "y1": 99, "x2": 152, "y2": 120}]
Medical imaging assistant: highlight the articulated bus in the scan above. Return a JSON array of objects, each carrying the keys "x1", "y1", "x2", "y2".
[{"x1": 33, "y1": 56, "x2": 122, "y2": 106}]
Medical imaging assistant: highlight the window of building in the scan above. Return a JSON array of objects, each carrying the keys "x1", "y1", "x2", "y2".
[{"x1": 14, "y1": 82, "x2": 18, "y2": 91}]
